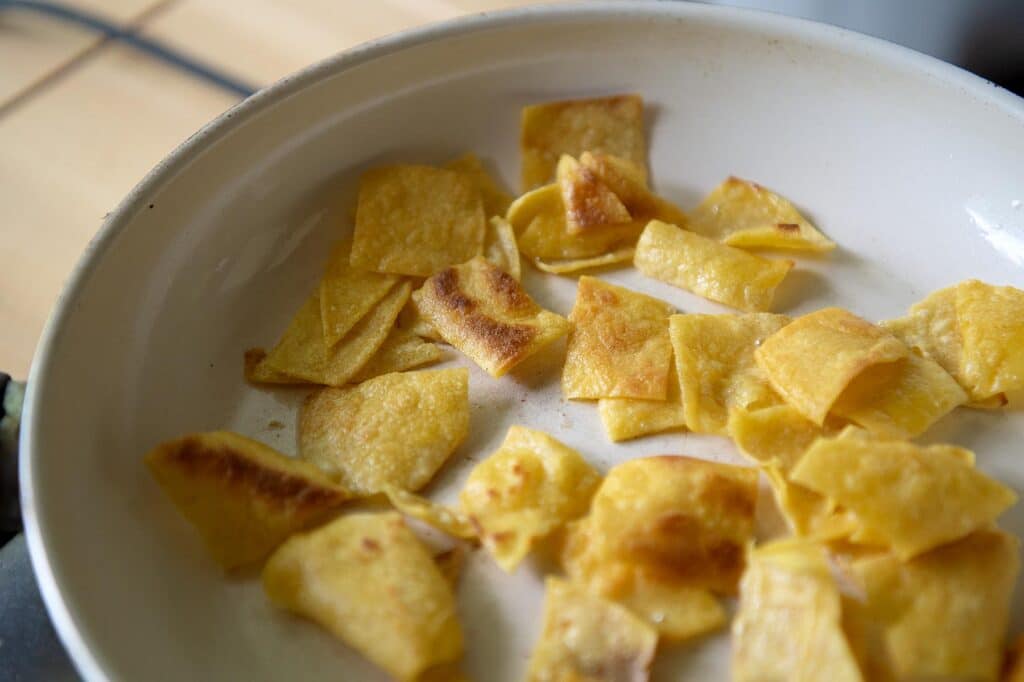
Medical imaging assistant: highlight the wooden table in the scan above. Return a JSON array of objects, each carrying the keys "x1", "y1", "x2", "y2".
[{"x1": 0, "y1": 0, "x2": 559, "y2": 378}]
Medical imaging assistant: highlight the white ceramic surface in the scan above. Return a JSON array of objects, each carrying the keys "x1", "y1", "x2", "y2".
[{"x1": 21, "y1": 3, "x2": 1024, "y2": 680}]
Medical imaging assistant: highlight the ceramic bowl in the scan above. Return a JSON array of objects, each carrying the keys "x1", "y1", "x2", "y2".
[{"x1": 21, "y1": 3, "x2": 1024, "y2": 679}]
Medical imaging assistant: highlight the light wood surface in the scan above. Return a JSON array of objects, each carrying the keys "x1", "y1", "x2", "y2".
[{"x1": 0, "y1": 0, "x2": 564, "y2": 377}]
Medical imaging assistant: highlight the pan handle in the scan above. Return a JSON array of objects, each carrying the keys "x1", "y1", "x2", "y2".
[{"x1": 1, "y1": 374, "x2": 24, "y2": 535}]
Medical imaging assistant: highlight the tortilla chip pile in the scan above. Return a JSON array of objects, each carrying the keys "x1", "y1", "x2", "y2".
[{"x1": 144, "y1": 94, "x2": 1024, "y2": 681}]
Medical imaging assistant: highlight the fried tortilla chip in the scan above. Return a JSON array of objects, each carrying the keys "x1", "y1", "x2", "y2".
[
  {"x1": 520, "y1": 94, "x2": 646, "y2": 190},
  {"x1": 563, "y1": 277, "x2": 674, "y2": 400},
  {"x1": 634, "y1": 220, "x2": 793, "y2": 312},
  {"x1": 579, "y1": 151, "x2": 688, "y2": 226},
  {"x1": 728, "y1": 405, "x2": 831, "y2": 470},
  {"x1": 350, "y1": 326, "x2": 444, "y2": 383},
  {"x1": 413, "y1": 257, "x2": 569, "y2": 377},
  {"x1": 754, "y1": 307, "x2": 907, "y2": 424},
  {"x1": 531, "y1": 248, "x2": 635, "y2": 275},
  {"x1": 244, "y1": 347, "x2": 308, "y2": 385},
  {"x1": 350, "y1": 165, "x2": 485, "y2": 276},
  {"x1": 263, "y1": 512, "x2": 462, "y2": 681},
  {"x1": 146, "y1": 431, "x2": 349, "y2": 570},
  {"x1": 956, "y1": 279, "x2": 1024, "y2": 400},
  {"x1": 830, "y1": 351, "x2": 967, "y2": 438},
  {"x1": 732, "y1": 539, "x2": 864, "y2": 682},
  {"x1": 688, "y1": 177, "x2": 835, "y2": 252},
  {"x1": 763, "y1": 467, "x2": 858, "y2": 540},
  {"x1": 526, "y1": 577, "x2": 658, "y2": 682},
  {"x1": 791, "y1": 436, "x2": 1017, "y2": 558},
  {"x1": 853, "y1": 530, "x2": 1019, "y2": 681},
  {"x1": 444, "y1": 152, "x2": 513, "y2": 218},
  {"x1": 566, "y1": 456, "x2": 758, "y2": 594},
  {"x1": 459, "y1": 426, "x2": 599, "y2": 572},
  {"x1": 561, "y1": 528, "x2": 726, "y2": 640},
  {"x1": 382, "y1": 485, "x2": 476, "y2": 540},
  {"x1": 881, "y1": 285, "x2": 959, "y2": 373},
  {"x1": 319, "y1": 239, "x2": 400, "y2": 347},
  {"x1": 299, "y1": 368, "x2": 469, "y2": 495},
  {"x1": 880, "y1": 280, "x2": 1024, "y2": 403},
  {"x1": 399, "y1": 298, "x2": 444, "y2": 342},
  {"x1": 557, "y1": 154, "x2": 632, "y2": 234},
  {"x1": 484, "y1": 216, "x2": 521, "y2": 281},
  {"x1": 729, "y1": 405, "x2": 854, "y2": 538},
  {"x1": 509, "y1": 184, "x2": 645, "y2": 261},
  {"x1": 265, "y1": 283, "x2": 411, "y2": 386},
  {"x1": 670, "y1": 313, "x2": 790, "y2": 435},
  {"x1": 598, "y1": 356, "x2": 687, "y2": 442}
]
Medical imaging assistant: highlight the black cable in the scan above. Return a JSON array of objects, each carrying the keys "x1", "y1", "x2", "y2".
[{"x1": 0, "y1": 0, "x2": 259, "y2": 98}]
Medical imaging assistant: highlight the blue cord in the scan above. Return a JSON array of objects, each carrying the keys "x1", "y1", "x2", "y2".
[{"x1": 0, "y1": 0, "x2": 259, "y2": 98}]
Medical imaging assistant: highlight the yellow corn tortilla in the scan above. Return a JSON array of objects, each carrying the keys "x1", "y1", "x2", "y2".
[
  {"x1": 634, "y1": 220, "x2": 793, "y2": 312},
  {"x1": 413, "y1": 257, "x2": 569, "y2": 377},
  {"x1": 754, "y1": 307, "x2": 907, "y2": 424},
  {"x1": 670, "y1": 312, "x2": 790, "y2": 435},
  {"x1": 350, "y1": 165, "x2": 485, "y2": 276},
  {"x1": 299, "y1": 368, "x2": 469, "y2": 495},
  {"x1": 688, "y1": 177, "x2": 835, "y2": 252},
  {"x1": 520, "y1": 94, "x2": 646, "y2": 190},
  {"x1": 563, "y1": 276, "x2": 675, "y2": 400}
]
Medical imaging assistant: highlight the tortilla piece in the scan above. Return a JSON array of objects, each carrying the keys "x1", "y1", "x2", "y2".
[
  {"x1": 881, "y1": 283, "x2": 996, "y2": 407},
  {"x1": 830, "y1": 351, "x2": 967, "y2": 438},
  {"x1": 382, "y1": 485, "x2": 476, "y2": 540},
  {"x1": 563, "y1": 276, "x2": 674, "y2": 400},
  {"x1": 398, "y1": 298, "x2": 444, "y2": 342},
  {"x1": 763, "y1": 467, "x2": 859, "y2": 540},
  {"x1": 509, "y1": 184, "x2": 646, "y2": 261},
  {"x1": 532, "y1": 248, "x2": 635, "y2": 275},
  {"x1": 853, "y1": 530, "x2": 1019, "y2": 681},
  {"x1": 579, "y1": 151, "x2": 688, "y2": 227},
  {"x1": 520, "y1": 94, "x2": 646, "y2": 190},
  {"x1": 791, "y1": 436, "x2": 1016, "y2": 559},
  {"x1": 956, "y1": 279, "x2": 1024, "y2": 399},
  {"x1": 566, "y1": 456, "x2": 758, "y2": 594},
  {"x1": 728, "y1": 404, "x2": 832, "y2": 470},
  {"x1": 299, "y1": 368, "x2": 469, "y2": 495},
  {"x1": 459, "y1": 426, "x2": 599, "y2": 572},
  {"x1": 598, "y1": 356, "x2": 687, "y2": 442},
  {"x1": 754, "y1": 307, "x2": 907, "y2": 424},
  {"x1": 557, "y1": 154, "x2": 632, "y2": 234},
  {"x1": 634, "y1": 220, "x2": 793, "y2": 312},
  {"x1": 880, "y1": 285, "x2": 961, "y2": 379},
  {"x1": 265, "y1": 283, "x2": 411, "y2": 386},
  {"x1": 413, "y1": 257, "x2": 569, "y2": 377},
  {"x1": 319, "y1": 239, "x2": 400, "y2": 347},
  {"x1": 561, "y1": 527, "x2": 726, "y2": 640},
  {"x1": 263, "y1": 512, "x2": 462, "y2": 681},
  {"x1": 350, "y1": 326, "x2": 444, "y2": 383},
  {"x1": 732, "y1": 539, "x2": 864, "y2": 682},
  {"x1": 244, "y1": 347, "x2": 309, "y2": 385},
  {"x1": 145, "y1": 431, "x2": 349, "y2": 570},
  {"x1": 728, "y1": 405, "x2": 855, "y2": 538},
  {"x1": 444, "y1": 152, "x2": 513, "y2": 218},
  {"x1": 350, "y1": 165, "x2": 485, "y2": 276},
  {"x1": 670, "y1": 313, "x2": 790, "y2": 435},
  {"x1": 484, "y1": 216, "x2": 521, "y2": 281},
  {"x1": 526, "y1": 577, "x2": 657, "y2": 682},
  {"x1": 688, "y1": 177, "x2": 835, "y2": 252}
]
